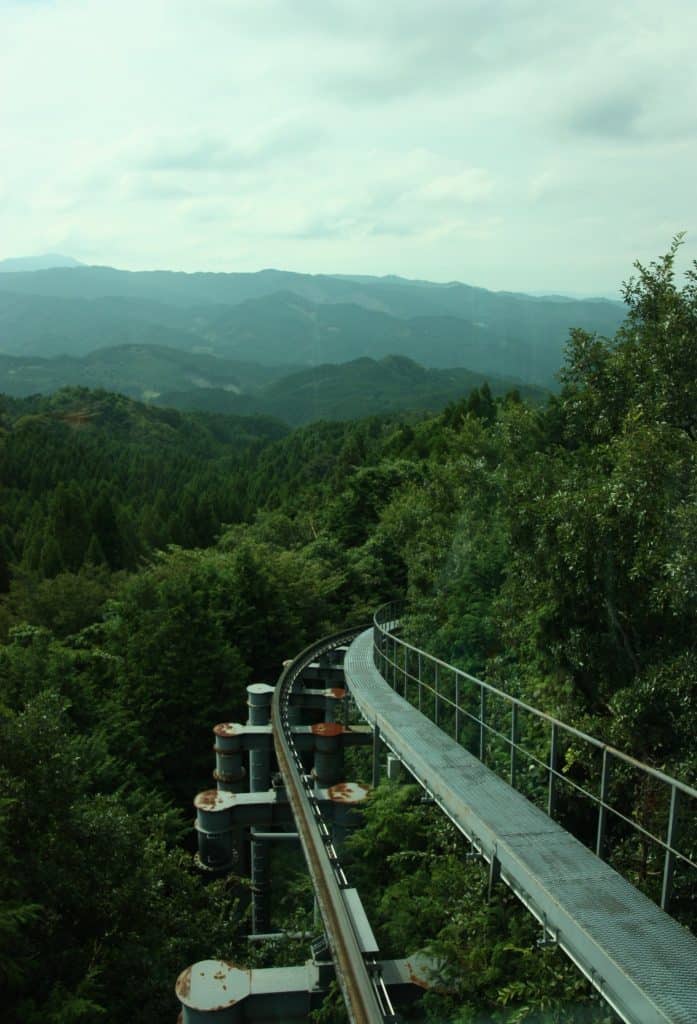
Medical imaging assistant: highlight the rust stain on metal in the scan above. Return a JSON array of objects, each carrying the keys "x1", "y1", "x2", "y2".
[
  {"x1": 175, "y1": 966, "x2": 192, "y2": 999},
  {"x1": 311, "y1": 722, "x2": 345, "y2": 737},
  {"x1": 195, "y1": 789, "x2": 227, "y2": 810},
  {"x1": 214, "y1": 722, "x2": 241, "y2": 737},
  {"x1": 327, "y1": 782, "x2": 370, "y2": 803},
  {"x1": 326, "y1": 687, "x2": 346, "y2": 699},
  {"x1": 406, "y1": 960, "x2": 430, "y2": 989}
]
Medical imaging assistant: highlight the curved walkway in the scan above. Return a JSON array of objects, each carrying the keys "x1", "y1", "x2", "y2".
[{"x1": 345, "y1": 628, "x2": 697, "y2": 1024}]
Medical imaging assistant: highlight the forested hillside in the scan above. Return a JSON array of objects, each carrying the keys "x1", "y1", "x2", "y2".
[
  {"x1": 0, "y1": 245, "x2": 695, "y2": 1023},
  {"x1": 0, "y1": 347, "x2": 542, "y2": 425}
]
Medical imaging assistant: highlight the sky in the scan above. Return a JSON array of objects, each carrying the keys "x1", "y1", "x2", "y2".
[{"x1": 1, "y1": 0, "x2": 696, "y2": 296}]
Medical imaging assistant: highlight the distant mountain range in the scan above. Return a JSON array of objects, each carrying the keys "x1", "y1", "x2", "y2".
[{"x1": 0, "y1": 263, "x2": 626, "y2": 390}]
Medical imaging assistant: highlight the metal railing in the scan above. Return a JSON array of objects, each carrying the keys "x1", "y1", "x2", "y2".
[{"x1": 373, "y1": 601, "x2": 697, "y2": 918}]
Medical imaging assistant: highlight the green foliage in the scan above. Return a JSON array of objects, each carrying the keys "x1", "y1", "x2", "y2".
[
  {"x1": 1, "y1": 243, "x2": 695, "y2": 1022},
  {"x1": 0, "y1": 678, "x2": 241, "y2": 1024},
  {"x1": 345, "y1": 783, "x2": 609, "y2": 1023}
]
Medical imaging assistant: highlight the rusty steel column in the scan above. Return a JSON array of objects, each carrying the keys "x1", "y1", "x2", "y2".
[
  {"x1": 193, "y1": 789, "x2": 237, "y2": 874},
  {"x1": 213, "y1": 723, "x2": 247, "y2": 793},
  {"x1": 247, "y1": 683, "x2": 275, "y2": 934},
  {"x1": 212, "y1": 723, "x2": 247, "y2": 875},
  {"x1": 312, "y1": 722, "x2": 345, "y2": 788}
]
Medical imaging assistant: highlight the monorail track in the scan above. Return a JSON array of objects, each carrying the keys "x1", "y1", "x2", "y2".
[{"x1": 271, "y1": 628, "x2": 390, "y2": 1024}]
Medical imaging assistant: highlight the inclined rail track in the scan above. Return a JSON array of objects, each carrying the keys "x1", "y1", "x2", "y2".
[{"x1": 272, "y1": 627, "x2": 389, "y2": 1024}]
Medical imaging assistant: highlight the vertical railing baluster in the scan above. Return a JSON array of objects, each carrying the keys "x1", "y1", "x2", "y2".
[
  {"x1": 596, "y1": 748, "x2": 612, "y2": 859},
  {"x1": 454, "y1": 672, "x2": 460, "y2": 743},
  {"x1": 510, "y1": 703, "x2": 519, "y2": 789},
  {"x1": 661, "y1": 785, "x2": 680, "y2": 911},
  {"x1": 479, "y1": 687, "x2": 486, "y2": 763},
  {"x1": 404, "y1": 644, "x2": 408, "y2": 700},
  {"x1": 548, "y1": 722, "x2": 558, "y2": 818},
  {"x1": 372, "y1": 722, "x2": 381, "y2": 788},
  {"x1": 434, "y1": 662, "x2": 440, "y2": 727}
]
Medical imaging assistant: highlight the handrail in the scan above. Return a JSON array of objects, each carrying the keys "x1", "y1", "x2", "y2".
[
  {"x1": 272, "y1": 626, "x2": 388, "y2": 1024},
  {"x1": 373, "y1": 601, "x2": 696, "y2": 915}
]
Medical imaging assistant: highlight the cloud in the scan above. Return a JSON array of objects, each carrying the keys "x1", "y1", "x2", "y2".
[
  {"x1": 569, "y1": 95, "x2": 645, "y2": 139},
  {"x1": 139, "y1": 121, "x2": 322, "y2": 174},
  {"x1": 412, "y1": 170, "x2": 494, "y2": 204},
  {"x1": 1, "y1": 0, "x2": 696, "y2": 294}
]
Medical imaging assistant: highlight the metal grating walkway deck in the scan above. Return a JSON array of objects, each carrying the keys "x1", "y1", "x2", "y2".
[{"x1": 345, "y1": 628, "x2": 697, "y2": 1024}]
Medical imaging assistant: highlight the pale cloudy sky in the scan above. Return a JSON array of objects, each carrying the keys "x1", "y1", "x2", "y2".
[{"x1": 1, "y1": 0, "x2": 696, "y2": 295}]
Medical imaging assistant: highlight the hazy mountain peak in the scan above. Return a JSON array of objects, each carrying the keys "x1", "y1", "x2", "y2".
[{"x1": 0, "y1": 254, "x2": 83, "y2": 273}]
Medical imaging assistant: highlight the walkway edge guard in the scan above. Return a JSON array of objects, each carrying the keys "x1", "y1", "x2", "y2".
[
  {"x1": 346, "y1": 625, "x2": 697, "y2": 1024},
  {"x1": 372, "y1": 602, "x2": 697, "y2": 915}
]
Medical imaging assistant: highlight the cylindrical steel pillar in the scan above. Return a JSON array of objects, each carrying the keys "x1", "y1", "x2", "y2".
[
  {"x1": 247, "y1": 683, "x2": 274, "y2": 789},
  {"x1": 212, "y1": 723, "x2": 246, "y2": 873},
  {"x1": 312, "y1": 722, "x2": 345, "y2": 787},
  {"x1": 213, "y1": 723, "x2": 246, "y2": 793},
  {"x1": 246, "y1": 683, "x2": 274, "y2": 933},
  {"x1": 193, "y1": 790, "x2": 237, "y2": 873}
]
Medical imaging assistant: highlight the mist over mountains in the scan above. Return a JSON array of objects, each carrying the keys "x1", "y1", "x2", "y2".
[
  {"x1": 0, "y1": 261, "x2": 626, "y2": 421},
  {"x1": 0, "y1": 253, "x2": 83, "y2": 273}
]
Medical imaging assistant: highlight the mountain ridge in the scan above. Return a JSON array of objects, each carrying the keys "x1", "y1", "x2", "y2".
[
  {"x1": 0, "y1": 344, "x2": 545, "y2": 426},
  {"x1": 0, "y1": 275, "x2": 626, "y2": 387}
]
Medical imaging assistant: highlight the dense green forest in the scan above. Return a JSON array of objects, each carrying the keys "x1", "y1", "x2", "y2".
[{"x1": 0, "y1": 244, "x2": 695, "y2": 1022}]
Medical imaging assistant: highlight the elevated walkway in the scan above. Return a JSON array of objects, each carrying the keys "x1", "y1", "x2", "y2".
[{"x1": 345, "y1": 628, "x2": 697, "y2": 1024}]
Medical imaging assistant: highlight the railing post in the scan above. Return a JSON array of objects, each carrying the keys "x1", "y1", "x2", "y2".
[
  {"x1": 661, "y1": 785, "x2": 680, "y2": 911},
  {"x1": 479, "y1": 687, "x2": 486, "y2": 763},
  {"x1": 405, "y1": 646, "x2": 410, "y2": 700},
  {"x1": 454, "y1": 672, "x2": 460, "y2": 742},
  {"x1": 548, "y1": 722, "x2": 558, "y2": 818},
  {"x1": 372, "y1": 722, "x2": 381, "y2": 788},
  {"x1": 596, "y1": 748, "x2": 612, "y2": 859},
  {"x1": 510, "y1": 704, "x2": 519, "y2": 789},
  {"x1": 434, "y1": 662, "x2": 440, "y2": 727}
]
